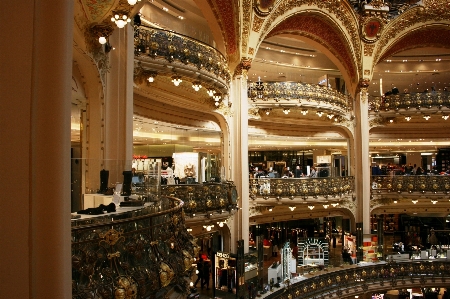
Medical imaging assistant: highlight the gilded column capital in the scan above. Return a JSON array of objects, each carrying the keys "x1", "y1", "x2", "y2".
[{"x1": 233, "y1": 58, "x2": 252, "y2": 78}]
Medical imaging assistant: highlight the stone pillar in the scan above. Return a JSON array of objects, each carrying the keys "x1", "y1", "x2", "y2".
[
  {"x1": 229, "y1": 63, "x2": 250, "y2": 253},
  {"x1": 104, "y1": 25, "x2": 134, "y2": 184},
  {"x1": 354, "y1": 85, "x2": 372, "y2": 243},
  {"x1": 0, "y1": 0, "x2": 73, "y2": 298}
]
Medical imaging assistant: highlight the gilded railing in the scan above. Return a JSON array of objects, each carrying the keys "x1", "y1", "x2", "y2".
[
  {"x1": 71, "y1": 196, "x2": 199, "y2": 299},
  {"x1": 248, "y1": 81, "x2": 352, "y2": 113},
  {"x1": 371, "y1": 175, "x2": 450, "y2": 194},
  {"x1": 161, "y1": 181, "x2": 238, "y2": 216},
  {"x1": 134, "y1": 25, "x2": 230, "y2": 83},
  {"x1": 266, "y1": 260, "x2": 450, "y2": 299},
  {"x1": 249, "y1": 177, "x2": 354, "y2": 200},
  {"x1": 369, "y1": 91, "x2": 450, "y2": 112}
]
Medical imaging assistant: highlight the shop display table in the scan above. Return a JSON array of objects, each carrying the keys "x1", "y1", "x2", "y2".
[
  {"x1": 268, "y1": 263, "x2": 281, "y2": 283},
  {"x1": 83, "y1": 193, "x2": 127, "y2": 209}
]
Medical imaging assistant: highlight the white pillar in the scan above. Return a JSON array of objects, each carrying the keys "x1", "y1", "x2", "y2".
[
  {"x1": 229, "y1": 71, "x2": 250, "y2": 253},
  {"x1": 0, "y1": 0, "x2": 73, "y2": 298},
  {"x1": 104, "y1": 25, "x2": 134, "y2": 183},
  {"x1": 354, "y1": 87, "x2": 371, "y2": 236}
]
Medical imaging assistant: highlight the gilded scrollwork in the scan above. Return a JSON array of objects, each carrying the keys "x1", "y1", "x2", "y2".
[
  {"x1": 252, "y1": 15, "x2": 265, "y2": 32},
  {"x1": 369, "y1": 115, "x2": 386, "y2": 128},
  {"x1": 242, "y1": 0, "x2": 252, "y2": 54},
  {"x1": 364, "y1": 44, "x2": 375, "y2": 56}
]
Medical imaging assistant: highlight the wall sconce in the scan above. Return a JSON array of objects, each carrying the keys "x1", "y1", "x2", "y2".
[
  {"x1": 405, "y1": 116, "x2": 412, "y2": 121},
  {"x1": 308, "y1": 205, "x2": 314, "y2": 210},
  {"x1": 423, "y1": 115, "x2": 431, "y2": 120},
  {"x1": 192, "y1": 81, "x2": 202, "y2": 91},
  {"x1": 301, "y1": 109, "x2": 308, "y2": 115},
  {"x1": 412, "y1": 199, "x2": 418, "y2": 204},
  {"x1": 316, "y1": 111, "x2": 323, "y2": 117},
  {"x1": 171, "y1": 75, "x2": 182, "y2": 86},
  {"x1": 289, "y1": 206, "x2": 296, "y2": 211},
  {"x1": 207, "y1": 88, "x2": 216, "y2": 97},
  {"x1": 111, "y1": 11, "x2": 131, "y2": 28},
  {"x1": 442, "y1": 114, "x2": 449, "y2": 120}
]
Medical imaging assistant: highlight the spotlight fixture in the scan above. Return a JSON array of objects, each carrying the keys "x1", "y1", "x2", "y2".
[
  {"x1": 412, "y1": 199, "x2": 418, "y2": 204},
  {"x1": 423, "y1": 115, "x2": 431, "y2": 120},
  {"x1": 405, "y1": 116, "x2": 412, "y2": 121},
  {"x1": 206, "y1": 88, "x2": 216, "y2": 97},
  {"x1": 171, "y1": 75, "x2": 182, "y2": 86},
  {"x1": 308, "y1": 205, "x2": 314, "y2": 210},
  {"x1": 301, "y1": 109, "x2": 308, "y2": 115},
  {"x1": 289, "y1": 206, "x2": 296, "y2": 211},
  {"x1": 316, "y1": 111, "x2": 323, "y2": 117},
  {"x1": 443, "y1": 114, "x2": 449, "y2": 120},
  {"x1": 192, "y1": 81, "x2": 202, "y2": 91},
  {"x1": 111, "y1": 11, "x2": 131, "y2": 28}
]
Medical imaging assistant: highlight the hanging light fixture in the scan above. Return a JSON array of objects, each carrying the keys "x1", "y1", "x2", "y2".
[
  {"x1": 331, "y1": 203, "x2": 339, "y2": 207},
  {"x1": 111, "y1": 11, "x2": 131, "y2": 28},
  {"x1": 308, "y1": 205, "x2": 314, "y2": 210},
  {"x1": 405, "y1": 116, "x2": 412, "y2": 121},
  {"x1": 316, "y1": 111, "x2": 323, "y2": 117},
  {"x1": 283, "y1": 107, "x2": 290, "y2": 114},
  {"x1": 412, "y1": 199, "x2": 418, "y2": 204},
  {"x1": 327, "y1": 114, "x2": 334, "y2": 119},
  {"x1": 171, "y1": 75, "x2": 182, "y2": 86},
  {"x1": 323, "y1": 204, "x2": 329, "y2": 209},
  {"x1": 207, "y1": 88, "x2": 216, "y2": 97},
  {"x1": 127, "y1": 0, "x2": 141, "y2": 5},
  {"x1": 423, "y1": 115, "x2": 431, "y2": 120},
  {"x1": 192, "y1": 81, "x2": 202, "y2": 91},
  {"x1": 301, "y1": 109, "x2": 308, "y2": 115},
  {"x1": 431, "y1": 200, "x2": 437, "y2": 204},
  {"x1": 289, "y1": 206, "x2": 296, "y2": 211},
  {"x1": 442, "y1": 114, "x2": 449, "y2": 120},
  {"x1": 212, "y1": 93, "x2": 221, "y2": 102}
]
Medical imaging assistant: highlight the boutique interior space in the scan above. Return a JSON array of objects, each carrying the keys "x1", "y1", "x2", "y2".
[{"x1": 3, "y1": 0, "x2": 450, "y2": 299}]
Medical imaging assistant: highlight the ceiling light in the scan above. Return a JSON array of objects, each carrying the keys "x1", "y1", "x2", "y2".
[
  {"x1": 111, "y1": 11, "x2": 131, "y2": 28},
  {"x1": 405, "y1": 116, "x2": 411, "y2": 121},
  {"x1": 443, "y1": 114, "x2": 449, "y2": 120},
  {"x1": 192, "y1": 81, "x2": 202, "y2": 91},
  {"x1": 268, "y1": 208, "x2": 273, "y2": 212},
  {"x1": 289, "y1": 206, "x2": 296, "y2": 211},
  {"x1": 316, "y1": 111, "x2": 323, "y2": 117},
  {"x1": 323, "y1": 204, "x2": 329, "y2": 209},
  {"x1": 308, "y1": 205, "x2": 314, "y2": 210},
  {"x1": 431, "y1": 200, "x2": 437, "y2": 204},
  {"x1": 213, "y1": 93, "x2": 222, "y2": 101},
  {"x1": 98, "y1": 36, "x2": 107, "y2": 44},
  {"x1": 423, "y1": 115, "x2": 431, "y2": 120},
  {"x1": 327, "y1": 114, "x2": 334, "y2": 119},
  {"x1": 393, "y1": 200, "x2": 397, "y2": 203},
  {"x1": 207, "y1": 88, "x2": 216, "y2": 97},
  {"x1": 412, "y1": 199, "x2": 418, "y2": 204},
  {"x1": 283, "y1": 108, "x2": 290, "y2": 114},
  {"x1": 331, "y1": 203, "x2": 339, "y2": 207},
  {"x1": 301, "y1": 109, "x2": 308, "y2": 115},
  {"x1": 127, "y1": 0, "x2": 141, "y2": 5},
  {"x1": 178, "y1": 16, "x2": 184, "y2": 20},
  {"x1": 171, "y1": 75, "x2": 182, "y2": 86}
]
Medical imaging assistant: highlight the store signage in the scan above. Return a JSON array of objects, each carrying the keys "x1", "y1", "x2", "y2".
[{"x1": 216, "y1": 251, "x2": 230, "y2": 259}]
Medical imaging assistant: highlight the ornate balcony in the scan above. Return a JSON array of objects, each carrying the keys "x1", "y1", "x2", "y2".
[
  {"x1": 71, "y1": 196, "x2": 199, "y2": 298},
  {"x1": 265, "y1": 260, "x2": 450, "y2": 299},
  {"x1": 369, "y1": 91, "x2": 450, "y2": 114},
  {"x1": 371, "y1": 175, "x2": 450, "y2": 194},
  {"x1": 134, "y1": 25, "x2": 230, "y2": 94},
  {"x1": 161, "y1": 181, "x2": 238, "y2": 217},
  {"x1": 249, "y1": 177, "x2": 354, "y2": 202}
]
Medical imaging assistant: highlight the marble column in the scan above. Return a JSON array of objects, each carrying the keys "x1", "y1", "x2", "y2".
[
  {"x1": 229, "y1": 71, "x2": 250, "y2": 253},
  {"x1": 0, "y1": 0, "x2": 73, "y2": 298}
]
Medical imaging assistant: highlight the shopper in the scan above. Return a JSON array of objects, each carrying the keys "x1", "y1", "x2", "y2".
[
  {"x1": 193, "y1": 257, "x2": 203, "y2": 288},
  {"x1": 201, "y1": 260, "x2": 211, "y2": 290}
]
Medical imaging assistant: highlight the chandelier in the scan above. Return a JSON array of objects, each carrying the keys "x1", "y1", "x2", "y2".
[
  {"x1": 171, "y1": 75, "x2": 182, "y2": 86},
  {"x1": 192, "y1": 81, "x2": 202, "y2": 91},
  {"x1": 248, "y1": 77, "x2": 265, "y2": 101},
  {"x1": 111, "y1": 11, "x2": 131, "y2": 28}
]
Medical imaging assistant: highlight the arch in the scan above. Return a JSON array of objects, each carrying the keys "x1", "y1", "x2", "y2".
[{"x1": 377, "y1": 25, "x2": 450, "y2": 64}]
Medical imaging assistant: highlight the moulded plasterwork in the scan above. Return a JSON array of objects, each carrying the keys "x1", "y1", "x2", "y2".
[
  {"x1": 364, "y1": 44, "x2": 375, "y2": 56},
  {"x1": 242, "y1": 0, "x2": 252, "y2": 54},
  {"x1": 369, "y1": 115, "x2": 387, "y2": 128},
  {"x1": 252, "y1": 15, "x2": 265, "y2": 33},
  {"x1": 373, "y1": 3, "x2": 450, "y2": 64},
  {"x1": 233, "y1": 58, "x2": 252, "y2": 78}
]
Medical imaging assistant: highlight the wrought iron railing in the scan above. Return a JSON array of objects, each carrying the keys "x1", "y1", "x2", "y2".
[
  {"x1": 266, "y1": 260, "x2": 450, "y2": 299},
  {"x1": 249, "y1": 177, "x2": 354, "y2": 200},
  {"x1": 161, "y1": 181, "x2": 238, "y2": 216},
  {"x1": 369, "y1": 91, "x2": 450, "y2": 112},
  {"x1": 134, "y1": 25, "x2": 231, "y2": 83},
  {"x1": 371, "y1": 175, "x2": 450, "y2": 194},
  {"x1": 71, "y1": 196, "x2": 200, "y2": 299},
  {"x1": 248, "y1": 81, "x2": 352, "y2": 113}
]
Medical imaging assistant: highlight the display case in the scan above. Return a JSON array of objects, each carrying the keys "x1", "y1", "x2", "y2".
[{"x1": 298, "y1": 238, "x2": 329, "y2": 267}]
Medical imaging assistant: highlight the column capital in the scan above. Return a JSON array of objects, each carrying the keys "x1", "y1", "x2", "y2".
[{"x1": 233, "y1": 57, "x2": 252, "y2": 78}]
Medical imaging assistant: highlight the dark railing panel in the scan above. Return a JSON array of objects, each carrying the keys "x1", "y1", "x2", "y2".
[
  {"x1": 369, "y1": 91, "x2": 450, "y2": 112},
  {"x1": 371, "y1": 175, "x2": 450, "y2": 194},
  {"x1": 161, "y1": 181, "x2": 238, "y2": 215},
  {"x1": 265, "y1": 260, "x2": 450, "y2": 299},
  {"x1": 249, "y1": 177, "x2": 354, "y2": 200},
  {"x1": 71, "y1": 196, "x2": 200, "y2": 298}
]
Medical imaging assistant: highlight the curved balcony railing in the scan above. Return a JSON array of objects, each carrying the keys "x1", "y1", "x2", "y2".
[
  {"x1": 161, "y1": 181, "x2": 238, "y2": 216},
  {"x1": 371, "y1": 175, "x2": 450, "y2": 194},
  {"x1": 249, "y1": 177, "x2": 354, "y2": 201},
  {"x1": 265, "y1": 260, "x2": 450, "y2": 299},
  {"x1": 134, "y1": 25, "x2": 231, "y2": 83},
  {"x1": 71, "y1": 196, "x2": 200, "y2": 298},
  {"x1": 369, "y1": 91, "x2": 450, "y2": 112},
  {"x1": 248, "y1": 81, "x2": 352, "y2": 113}
]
